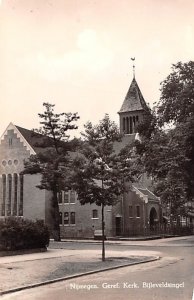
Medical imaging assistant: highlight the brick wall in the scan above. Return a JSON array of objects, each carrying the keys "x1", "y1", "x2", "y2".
[
  {"x1": 59, "y1": 197, "x2": 113, "y2": 238},
  {"x1": 23, "y1": 174, "x2": 46, "y2": 220}
]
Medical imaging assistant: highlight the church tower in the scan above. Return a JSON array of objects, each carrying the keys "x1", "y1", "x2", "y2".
[{"x1": 118, "y1": 73, "x2": 149, "y2": 135}]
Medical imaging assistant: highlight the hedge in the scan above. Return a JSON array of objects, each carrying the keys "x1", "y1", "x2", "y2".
[{"x1": 0, "y1": 218, "x2": 50, "y2": 251}]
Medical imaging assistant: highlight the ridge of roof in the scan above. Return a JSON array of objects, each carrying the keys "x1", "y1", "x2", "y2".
[
  {"x1": 118, "y1": 78, "x2": 149, "y2": 113},
  {"x1": 15, "y1": 125, "x2": 136, "y2": 155}
]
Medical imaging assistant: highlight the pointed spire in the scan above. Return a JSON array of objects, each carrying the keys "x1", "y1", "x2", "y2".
[
  {"x1": 118, "y1": 77, "x2": 149, "y2": 113},
  {"x1": 131, "y1": 57, "x2": 135, "y2": 78}
]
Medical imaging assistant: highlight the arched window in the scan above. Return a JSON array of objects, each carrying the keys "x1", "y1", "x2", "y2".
[
  {"x1": 133, "y1": 116, "x2": 136, "y2": 133},
  {"x1": 130, "y1": 117, "x2": 133, "y2": 134},
  {"x1": 123, "y1": 117, "x2": 125, "y2": 132},
  {"x1": 7, "y1": 174, "x2": 12, "y2": 216},
  {"x1": 70, "y1": 212, "x2": 75, "y2": 225},
  {"x1": 13, "y1": 173, "x2": 18, "y2": 216},
  {"x1": 126, "y1": 117, "x2": 129, "y2": 134},
  {"x1": 1, "y1": 174, "x2": 6, "y2": 216},
  {"x1": 19, "y1": 174, "x2": 24, "y2": 216},
  {"x1": 64, "y1": 212, "x2": 69, "y2": 225}
]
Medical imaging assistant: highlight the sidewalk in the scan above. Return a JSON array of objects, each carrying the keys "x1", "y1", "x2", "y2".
[
  {"x1": 54, "y1": 235, "x2": 194, "y2": 247},
  {"x1": 0, "y1": 247, "x2": 159, "y2": 295},
  {"x1": 1, "y1": 236, "x2": 193, "y2": 295}
]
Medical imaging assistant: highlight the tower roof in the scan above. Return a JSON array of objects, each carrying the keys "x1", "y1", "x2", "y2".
[{"x1": 118, "y1": 78, "x2": 148, "y2": 113}]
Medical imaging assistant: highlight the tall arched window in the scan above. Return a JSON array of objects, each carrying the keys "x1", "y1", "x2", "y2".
[
  {"x1": 126, "y1": 117, "x2": 129, "y2": 134},
  {"x1": 133, "y1": 116, "x2": 136, "y2": 133},
  {"x1": 1, "y1": 174, "x2": 6, "y2": 216},
  {"x1": 7, "y1": 174, "x2": 12, "y2": 216},
  {"x1": 19, "y1": 174, "x2": 24, "y2": 216},
  {"x1": 123, "y1": 117, "x2": 126, "y2": 132},
  {"x1": 130, "y1": 117, "x2": 133, "y2": 134},
  {"x1": 13, "y1": 173, "x2": 18, "y2": 216}
]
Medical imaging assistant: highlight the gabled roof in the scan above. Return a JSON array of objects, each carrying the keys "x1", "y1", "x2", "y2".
[
  {"x1": 15, "y1": 125, "x2": 80, "y2": 158},
  {"x1": 137, "y1": 188, "x2": 159, "y2": 201},
  {"x1": 118, "y1": 78, "x2": 149, "y2": 113},
  {"x1": 15, "y1": 125, "x2": 50, "y2": 153},
  {"x1": 132, "y1": 185, "x2": 159, "y2": 203}
]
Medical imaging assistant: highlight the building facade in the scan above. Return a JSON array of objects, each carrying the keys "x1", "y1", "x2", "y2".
[{"x1": 0, "y1": 76, "x2": 161, "y2": 238}]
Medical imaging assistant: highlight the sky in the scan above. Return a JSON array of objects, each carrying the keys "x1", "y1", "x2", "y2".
[{"x1": 0, "y1": 0, "x2": 194, "y2": 137}]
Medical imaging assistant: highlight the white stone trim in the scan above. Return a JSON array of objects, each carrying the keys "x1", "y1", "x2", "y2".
[
  {"x1": 132, "y1": 185, "x2": 148, "y2": 203},
  {"x1": 145, "y1": 188, "x2": 160, "y2": 202}
]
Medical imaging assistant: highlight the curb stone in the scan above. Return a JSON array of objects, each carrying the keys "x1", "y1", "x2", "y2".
[{"x1": 0, "y1": 256, "x2": 160, "y2": 296}]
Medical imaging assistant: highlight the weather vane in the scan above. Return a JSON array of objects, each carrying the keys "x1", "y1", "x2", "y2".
[{"x1": 131, "y1": 57, "x2": 135, "y2": 78}]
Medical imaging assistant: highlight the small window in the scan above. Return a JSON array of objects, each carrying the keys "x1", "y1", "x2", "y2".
[
  {"x1": 70, "y1": 190, "x2": 76, "y2": 203},
  {"x1": 129, "y1": 205, "x2": 133, "y2": 218},
  {"x1": 92, "y1": 209, "x2": 98, "y2": 219},
  {"x1": 70, "y1": 212, "x2": 75, "y2": 225},
  {"x1": 64, "y1": 192, "x2": 69, "y2": 203},
  {"x1": 8, "y1": 138, "x2": 12, "y2": 147},
  {"x1": 64, "y1": 212, "x2": 69, "y2": 225},
  {"x1": 136, "y1": 205, "x2": 140, "y2": 218},
  {"x1": 58, "y1": 191, "x2": 62, "y2": 204},
  {"x1": 59, "y1": 212, "x2": 62, "y2": 225}
]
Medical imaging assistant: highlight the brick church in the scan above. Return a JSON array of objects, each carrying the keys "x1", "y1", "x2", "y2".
[{"x1": 0, "y1": 76, "x2": 161, "y2": 238}]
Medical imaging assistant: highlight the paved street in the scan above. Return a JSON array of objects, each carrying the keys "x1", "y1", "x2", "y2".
[{"x1": 1, "y1": 236, "x2": 194, "y2": 300}]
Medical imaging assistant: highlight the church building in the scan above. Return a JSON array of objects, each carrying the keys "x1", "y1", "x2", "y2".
[{"x1": 0, "y1": 76, "x2": 161, "y2": 238}]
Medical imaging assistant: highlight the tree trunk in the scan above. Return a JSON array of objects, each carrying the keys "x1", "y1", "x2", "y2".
[
  {"x1": 101, "y1": 202, "x2": 105, "y2": 261},
  {"x1": 52, "y1": 189, "x2": 61, "y2": 241}
]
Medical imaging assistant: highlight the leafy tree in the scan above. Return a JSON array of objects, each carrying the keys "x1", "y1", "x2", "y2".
[
  {"x1": 136, "y1": 126, "x2": 188, "y2": 218},
  {"x1": 158, "y1": 61, "x2": 194, "y2": 207},
  {"x1": 135, "y1": 61, "x2": 194, "y2": 220},
  {"x1": 72, "y1": 114, "x2": 139, "y2": 261},
  {"x1": 23, "y1": 102, "x2": 79, "y2": 241},
  {"x1": 157, "y1": 61, "x2": 194, "y2": 125}
]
